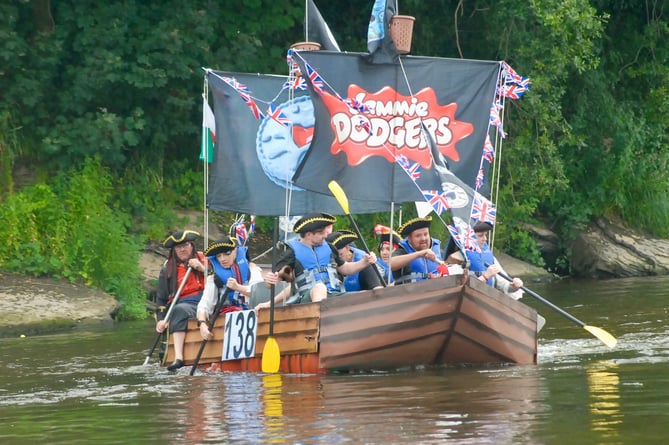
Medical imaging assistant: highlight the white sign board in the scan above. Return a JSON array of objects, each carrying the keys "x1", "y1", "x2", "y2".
[{"x1": 222, "y1": 310, "x2": 257, "y2": 361}]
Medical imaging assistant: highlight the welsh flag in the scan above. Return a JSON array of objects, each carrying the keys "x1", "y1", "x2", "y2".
[{"x1": 200, "y1": 101, "x2": 216, "y2": 163}]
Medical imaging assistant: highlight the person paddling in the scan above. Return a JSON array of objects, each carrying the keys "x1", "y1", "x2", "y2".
[
  {"x1": 326, "y1": 229, "x2": 384, "y2": 291},
  {"x1": 259, "y1": 212, "x2": 377, "y2": 306},
  {"x1": 448, "y1": 221, "x2": 524, "y2": 300},
  {"x1": 196, "y1": 236, "x2": 263, "y2": 341},
  {"x1": 154, "y1": 230, "x2": 208, "y2": 371},
  {"x1": 390, "y1": 216, "x2": 449, "y2": 285}
]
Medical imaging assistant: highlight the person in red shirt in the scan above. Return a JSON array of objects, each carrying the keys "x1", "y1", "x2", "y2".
[{"x1": 154, "y1": 230, "x2": 208, "y2": 371}]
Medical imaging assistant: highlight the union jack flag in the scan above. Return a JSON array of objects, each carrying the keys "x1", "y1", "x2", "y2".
[
  {"x1": 267, "y1": 103, "x2": 291, "y2": 127},
  {"x1": 471, "y1": 192, "x2": 497, "y2": 225},
  {"x1": 395, "y1": 154, "x2": 421, "y2": 181},
  {"x1": 502, "y1": 62, "x2": 523, "y2": 84},
  {"x1": 282, "y1": 75, "x2": 307, "y2": 91},
  {"x1": 483, "y1": 135, "x2": 495, "y2": 163},
  {"x1": 396, "y1": 154, "x2": 410, "y2": 168},
  {"x1": 221, "y1": 76, "x2": 250, "y2": 94},
  {"x1": 218, "y1": 76, "x2": 265, "y2": 120},
  {"x1": 501, "y1": 83, "x2": 529, "y2": 99},
  {"x1": 464, "y1": 226, "x2": 481, "y2": 252},
  {"x1": 422, "y1": 189, "x2": 450, "y2": 215},
  {"x1": 345, "y1": 98, "x2": 370, "y2": 113},
  {"x1": 489, "y1": 103, "x2": 506, "y2": 138},
  {"x1": 241, "y1": 95, "x2": 264, "y2": 120},
  {"x1": 305, "y1": 63, "x2": 325, "y2": 93},
  {"x1": 475, "y1": 168, "x2": 485, "y2": 190},
  {"x1": 447, "y1": 224, "x2": 463, "y2": 248},
  {"x1": 406, "y1": 162, "x2": 421, "y2": 180},
  {"x1": 233, "y1": 222, "x2": 248, "y2": 246}
]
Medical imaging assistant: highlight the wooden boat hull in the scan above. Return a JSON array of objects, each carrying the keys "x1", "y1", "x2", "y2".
[{"x1": 164, "y1": 274, "x2": 538, "y2": 373}]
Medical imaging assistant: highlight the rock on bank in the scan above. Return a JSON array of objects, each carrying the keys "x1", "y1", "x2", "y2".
[{"x1": 0, "y1": 271, "x2": 119, "y2": 338}]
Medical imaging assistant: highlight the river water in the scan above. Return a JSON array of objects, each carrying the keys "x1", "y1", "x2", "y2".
[{"x1": 1, "y1": 276, "x2": 668, "y2": 444}]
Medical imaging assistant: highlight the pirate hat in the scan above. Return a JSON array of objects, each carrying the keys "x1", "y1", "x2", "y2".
[
  {"x1": 398, "y1": 216, "x2": 432, "y2": 238},
  {"x1": 326, "y1": 230, "x2": 358, "y2": 250},
  {"x1": 378, "y1": 231, "x2": 402, "y2": 248},
  {"x1": 163, "y1": 230, "x2": 200, "y2": 248},
  {"x1": 293, "y1": 212, "x2": 336, "y2": 234},
  {"x1": 473, "y1": 221, "x2": 493, "y2": 233},
  {"x1": 204, "y1": 236, "x2": 238, "y2": 257}
]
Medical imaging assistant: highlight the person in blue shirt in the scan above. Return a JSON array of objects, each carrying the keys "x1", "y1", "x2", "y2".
[
  {"x1": 196, "y1": 236, "x2": 263, "y2": 342},
  {"x1": 260, "y1": 212, "x2": 378, "y2": 306},
  {"x1": 376, "y1": 229, "x2": 402, "y2": 285},
  {"x1": 326, "y1": 230, "x2": 384, "y2": 291},
  {"x1": 391, "y1": 216, "x2": 445, "y2": 285},
  {"x1": 449, "y1": 221, "x2": 524, "y2": 299}
]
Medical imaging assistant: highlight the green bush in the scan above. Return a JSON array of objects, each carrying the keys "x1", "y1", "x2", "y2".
[{"x1": 0, "y1": 158, "x2": 148, "y2": 320}]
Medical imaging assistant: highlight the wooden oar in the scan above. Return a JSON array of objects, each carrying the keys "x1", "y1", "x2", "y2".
[
  {"x1": 189, "y1": 284, "x2": 231, "y2": 376},
  {"x1": 143, "y1": 267, "x2": 193, "y2": 365},
  {"x1": 261, "y1": 217, "x2": 281, "y2": 373},
  {"x1": 327, "y1": 180, "x2": 387, "y2": 287},
  {"x1": 494, "y1": 268, "x2": 617, "y2": 348}
]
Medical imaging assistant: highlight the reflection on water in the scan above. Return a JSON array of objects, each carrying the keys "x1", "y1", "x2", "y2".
[
  {"x1": 3, "y1": 276, "x2": 669, "y2": 444},
  {"x1": 587, "y1": 361, "x2": 622, "y2": 443},
  {"x1": 263, "y1": 374, "x2": 285, "y2": 443}
]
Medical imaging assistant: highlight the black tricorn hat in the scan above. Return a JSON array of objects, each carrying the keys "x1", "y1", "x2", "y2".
[
  {"x1": 163, "y1": 230, "x2": 200, "y2": 248},
  {"x1": 204, "y1": 236, "x2": 238, "y2": 257},
  {"x1": 293, "y1": 212, "x2": 336, "y2": 234},
  {"x1": 326, "y1": 230, "x2": 358, "y2": 250},
  {"x1": 398, "y1": 216, "x2": 432, "y2": 238},
  {"x1": 473, "y1": 221, "x2": 493, "y2": 233},
  {"x1": 378, "y1": 231, "x2": 402, "y2": 247}
]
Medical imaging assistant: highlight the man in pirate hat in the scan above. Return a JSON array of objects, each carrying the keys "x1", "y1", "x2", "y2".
[
  {"x1": 326, "y1": 230, "x2": 384, "y2": 291},
  {"x1": 391, "y1": 216, "x2": 447, "y2": 285},
  {"x1": 155, "y1": 230, "x2": 208, "y2": 371},
  {"x1": 196, "y1": 235, "x2": 264, "y2": 341},
  {"x1": 260, "y1": 212, "x2": 377, "y2": 306},
  {"x1": 449, "y1": 221, "x2": 524, "y2": 299}
]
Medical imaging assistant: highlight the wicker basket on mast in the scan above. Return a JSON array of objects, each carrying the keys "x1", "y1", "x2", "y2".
[{"x1": 389, "y1": 15, "x2": 415, "y2": 54}]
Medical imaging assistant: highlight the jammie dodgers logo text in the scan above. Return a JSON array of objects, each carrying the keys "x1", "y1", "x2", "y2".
[{"x1": 321, "y1": 85, "x2": 474, "y2": 168}]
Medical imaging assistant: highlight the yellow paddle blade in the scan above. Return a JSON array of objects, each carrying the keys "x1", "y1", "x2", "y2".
[
  {"x1": 584, "y1": 325, "x2": 618, "y2": 348},
  {"x1": 328, "y1": 180, "x2": 350, "y2": 215},
  {"x1": 261, "y1": 336, "x2": 281, "y2": 373}
]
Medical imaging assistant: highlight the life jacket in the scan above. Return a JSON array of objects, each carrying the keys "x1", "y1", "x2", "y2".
[
  {"x1": 394, "y1": 238, "x2": 442, "y2": 285},
  {"x1": 343, "y1": 247, "x2": 366, "y2": 292},
  {"x1": 288, "y1": 239, "x2": 342, "y2": 297},
  {"x1": 376, "y1": 257, "x2": 394, "y2": 284},
  {"x1": 466, "y1": 243, "x2": 495, "y2": 286},
  {"x1": 168, "y1": 251, "x2": 207, "y2": 304},
  {"x1": 209, "y1": 245, "x2": 250, "y2": 307}
]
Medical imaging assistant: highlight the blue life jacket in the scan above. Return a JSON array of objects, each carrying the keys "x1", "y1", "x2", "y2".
[
  {"x1": 394, "y1": 238, "x2": 442, "y2": 285},
  {"x1": 376, "y1": 257, "x2": 394, "y2": 284},
  {"x1": 208, "y1": 245, "x2": 250, "y2": 306},
  {"x1": 466, "y1": 243, "x2": 495, "y2": 286},
  {"x1": 343, "y1": 247, "x2": 366, "y2": 292},
  {"x1": 288, "y1": 239, "x2": 342, "y2": 297}
]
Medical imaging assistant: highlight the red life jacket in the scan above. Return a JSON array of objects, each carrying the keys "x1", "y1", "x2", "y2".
[{"x1": 167, "y1": 251, "x2": 207, "y2": 304}]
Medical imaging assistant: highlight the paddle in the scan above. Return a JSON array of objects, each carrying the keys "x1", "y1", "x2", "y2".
[
  {"x1": 143, "y1": 267, "x2": 193, "y2": 365},
  {"x1": 491, "y1": 266, "x2": 617, "y2": 348},
  {"x1": 261, "y1": 217, "x2": 281, "y2": 373},
  {"x1": 189, "y1": 280, "x2": 231, "y2": 376},
  {"x1": 327, "y1": 180, "x2": 387, "y2": 287}
]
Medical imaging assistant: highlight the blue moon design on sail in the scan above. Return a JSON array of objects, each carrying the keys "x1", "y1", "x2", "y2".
[{"x1": 256, "y1": 95, "x2": 314, "y2": 191}]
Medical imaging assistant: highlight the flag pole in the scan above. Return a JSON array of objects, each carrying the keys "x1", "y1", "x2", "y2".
[
  {"x1": 304, "y1": 0, "x2": 309, "y2": 41},
  {"x1": 202, "y1": 72, "x2": 210, "y2": 253}
]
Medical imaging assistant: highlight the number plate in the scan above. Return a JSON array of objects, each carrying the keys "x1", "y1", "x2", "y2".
[{"x1": 222, "y1": 310, "x2": 257, "y2": 361}]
